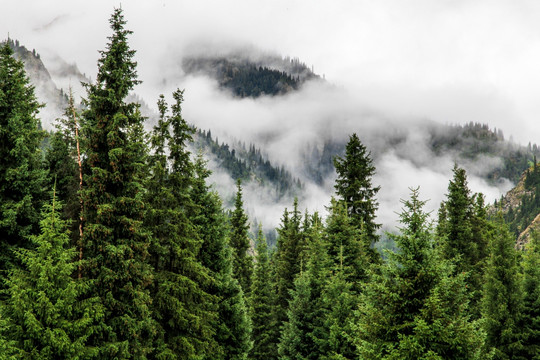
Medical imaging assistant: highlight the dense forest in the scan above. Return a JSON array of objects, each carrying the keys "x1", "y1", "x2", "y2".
[
  {"x1": 2, "y1": 8, "x2": 540, "y2": 359},
  {"x1": 182, "y1": 55, "x2": 320, "y2": 98}
]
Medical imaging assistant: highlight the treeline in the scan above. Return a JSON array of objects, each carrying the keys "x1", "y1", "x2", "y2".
[
  {"x1": 194, "y1": 129, "x2": 302, "y2": 198},
  {"x1": 430, "y1": 121, "x2": 539, "y2": 183},
  {"x1": 1, "y1": 8, "x2": 540, "y2": 360},
  {"x1": 183, "y1": 56, "x2": 302, "y2": 98}
]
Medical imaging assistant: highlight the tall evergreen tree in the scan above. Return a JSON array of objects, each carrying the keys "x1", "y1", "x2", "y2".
[
  {"x1": 0, "y1": 43, "x2": 47, "y2": 276},
  {"x1": 190, "y1": 154, "x2": 251, "y2": 360},
  {"x1": 249, "y1": 225, "x2": 275, "y2": 360},
  {"x1": 0, "y1": 193, "x2": 103, "y2": 359},
  {"x1": 229, "y1": 179, "x2": 253, "y2": 295},
  {"x1": 333, "y1": 133, "x2": 380, "y2": 252},
  {"x1": 318, "y1": 265, "x2": 357, "y2": 360},
  {"x1": 275, "y1": 198, "x2": 303, "y2": 314},
  {"x1": 356, "y1": 188, "x2": 485, "y2": 359},
  {"x1": 482, "y1": 213, "x2": 523, "y2": 359},
  {"x1": 438, "y1": 165, "x2": 490, "y2": 316},
  {"x1": 324, "y1": 199, "x2": 369, "y2": 291},
  {"x1": 145, "y1": 92, "x2": 217, "y2": 359},
  {"x1": 278, "y1": 221, "x2": 329, "y2": 360},
  {"x1": 520, "y1": 230, "x2": 540, "y2": 359},
  {"x1": 80, "y1": 9, "x2": 156, "y2": 358}
]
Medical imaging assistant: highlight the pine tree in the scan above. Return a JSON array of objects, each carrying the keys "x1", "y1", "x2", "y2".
[
  {"x1": 355, "y1": 188, "x2": 485, "y2": 359},
  {"x1": 80, "y1": 9, "x2": 156, "y2": 358},
  {"x1": 190, "y1": 154, "x2": 251, "y2": 360},
  {"x1": 0, "y1": 42, "x2": 47, "y2": 276},
  {"x1": 0, "y1": 192, "x2": 103, "y2": 359},
  {"x1": 333, "y1": 133, "x2": 380, "y2": 250},
  {"x1": 145, "y1": 92, "x2": 217, "y2": 359},
  {"x1": 249, "y1": 225, "x2": 275, "y2": 360},
  {"x1": 482, "y1": 213, "x2": 523, "y2": 359},
  {"x1": 229, "y1": 179, "x2": 253, "y2": 295},
  {"x1": 520, "y1": 230, "x2": 540, "y2": 358}
]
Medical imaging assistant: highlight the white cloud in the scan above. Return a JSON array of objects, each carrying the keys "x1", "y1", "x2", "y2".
[{"x1": 0, "y1": 0, "x2": 533, "y2": 230}]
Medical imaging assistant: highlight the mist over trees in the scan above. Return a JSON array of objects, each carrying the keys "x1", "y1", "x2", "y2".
[{"x1": 2, "y1": 7, "x2": 540, "y2": 359}]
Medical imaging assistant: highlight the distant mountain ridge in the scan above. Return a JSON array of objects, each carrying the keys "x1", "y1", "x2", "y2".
[{"x1": 182, "y1": 52, "x2": 321, "y2": 97}]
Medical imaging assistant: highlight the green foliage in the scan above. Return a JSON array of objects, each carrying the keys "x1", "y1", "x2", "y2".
[
  {"x1": 355, "y1": 188, "x2": 485, "y2": 360},
  {"x1": 249, "y1": 226, "x2": 275, "y2": 360},
  {"x1": 333, "y1": 133, "x2": 381, "y2": 248},
  {"x1": 482, "y1": 213, "x2": 524, "y2": 359},
  {"x1": 0, "y1": 196, "x2": 103, "y2": 359},
  {"x1": 190, "y1": 155, "x2": 252, "y2": 360},
  {"x1": 278, "y1": 223, "x2": 329, "y2": 360},
  {"x1": 79, "y1": 8, "x2": 156, "y2": 358},
  {"x1": 324, "y1": 199, "x2": 371, "y2": 289},
  {"x1": 0, "y1": 42, "x2": 47, "y2": 276},
  {"x1": 438, "y1": 165, "x2": 489, "y2": 316},
  {"x1": 520, "y1": 230, "x2": 540, "y2": 359},
  {"x1": 145, "y1": 92, "x2": 218, "y2": 359},
  {"x1": 229, "y1": 180, "x2": 253, "y2": 294}
]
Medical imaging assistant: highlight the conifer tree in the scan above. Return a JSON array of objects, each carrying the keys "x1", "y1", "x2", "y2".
[
  {"x1": 318, "y1": 266, "x2": 357, "y2": 360},
  {"x1": 275, "y1": 198, "x2": 303, "y2": 315},
  {"x1": 278, "y1": 221, "x2": 329, "y2": 360},
  {"x1": 333, "y1": 133, "x2": 380, "y2": 250},
  {"x1": 190, "y1": 154, "x2": 252, "y2": 360},
  {"x1": 229, "y1": 179, "x2": 253, "y2": 295},
  {"x1": 0, "y1": 43, "x2": 47, "y2": 275},
  {"x1": 145, "y1": 92, "x2": 217, "y2": 359},
  {"x1": 482, "y1": 213, "x2": 523, "y2": 359},
  {"x1": 324, "y1": 199, "x2": 369, "y2": 291},
  {"x1": 356, "y1": 188, "x2": 485, "y2": 359},
  {"x1": 520, "y1": 230, "x2": 540, "y2": 358},
  {"x1": 249, "y1": 225, "x2": 275, "y2": 360},
  {"x1": 80, "y1": 9, "x2": 156, "y2": 358},
  {"x1": 0, "y1": 192, "x2": 103, "y2": 359},
  {"x1": 438, "y1": 165, "x2": 490, "y2": 316}
]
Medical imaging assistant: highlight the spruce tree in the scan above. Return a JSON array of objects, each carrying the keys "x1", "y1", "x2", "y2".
[
  {"x1": 318, "y1": 267, "x2": 357, "y2": 360},
  {"x1": 275, "y1": 198, "x2": 303, "y2": 315},
  {"x1": 520, "y1": 230, "x2": 540, "y2": 358},
  {"x1": 145, "y1": 92, "x2": 217, "y2": 359},
  {"x1": 438, "y1": 165, "x2": 489, "y2": 316},
  {"x1": 80, "y1": 9, "x2": 155, "y2": 358},
  {"x1": 190, "y1": 154, "x2": 252, "y2": 360},
  {"x1": 0, "y1": 43, "x2": 47, "y2": 276},
  {"x1": 324, "y1": 198, "x2": 369, "y2": 291},
  {"x1": 355, "y1": 188, "x2": 485, "y2": 359},
  {"x1": 249, "y1": 225, "x2": 275, "y2": 360},
  {"x1": 278, "y1": 221, "x2": 329, "y2": 360},
  {"x1": 229, "y1": 179, "x2": 253, "y2": 295},
  {"x1": 0, "y1": 193, "x2": 103, "y2": 359},
  {"x1": 482, "y1": 213, "x2": 523, "y2": 359},
  {"x1": 333, "y1": 133, "x2": 380, "y2": 251}
]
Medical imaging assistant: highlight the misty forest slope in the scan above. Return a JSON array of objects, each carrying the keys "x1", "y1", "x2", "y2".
[
  {"x1": 5, "y1": 37, "x2": 540, "y2": 234},
  {"x1": 5, "y1": 9, "x2": 540, "y2": 359}
]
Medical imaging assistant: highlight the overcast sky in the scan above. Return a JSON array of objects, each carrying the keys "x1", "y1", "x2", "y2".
[
  {"x1": 3, "y1": 0, "x2": 540, "y2": 228},
  {"x1": 3, "y1": 0, "x2": 540, "y2": 145}
]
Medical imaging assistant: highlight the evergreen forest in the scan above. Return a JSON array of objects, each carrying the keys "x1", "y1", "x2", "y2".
[{"x1": 2, "y1": 8, "x2": 540, "y2": 360}]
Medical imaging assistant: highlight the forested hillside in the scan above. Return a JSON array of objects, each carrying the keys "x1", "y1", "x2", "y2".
[
  {"x1": 183, "y1": 53, "x2": 320, "y2": 98},
  {"x1": 2, "y1": 8, "x2": 540, "y2": 359}
]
